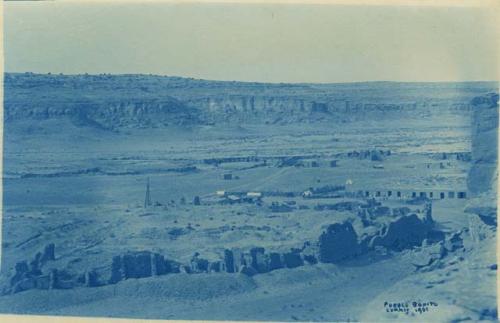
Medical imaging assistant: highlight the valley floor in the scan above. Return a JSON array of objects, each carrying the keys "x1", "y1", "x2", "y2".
[{"x1": 0, "y1": 119, "x2": 496, "y2": 321}]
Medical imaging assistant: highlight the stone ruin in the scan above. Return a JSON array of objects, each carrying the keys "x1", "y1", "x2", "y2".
[
  {"x1": 6, "y1": 203, "x2": 458, "y2": 294},
  {"x1": 345, "y1": 149, "x2": 391, "y2": 161},
  {"x1": 8, "y1": 243, "x2": 57, "y2": 293},
  {"x1": 411, "y1": 230, "x2": 465, "y2": 271},
  {"x1": 109, "y1": 251, "x2": 182, "y2": 283},
  {"x1": 221, "y1": 247, "x2": 306, "y2": 277},
  {"x1": 318, "y1": 222, "x2": 360, "y2": 263},
  {"x1": 367, "y1": 213, "x2": 443, "y2": 251}
]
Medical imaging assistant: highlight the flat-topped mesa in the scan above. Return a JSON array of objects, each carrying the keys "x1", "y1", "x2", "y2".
[{"x1": 5, "y1": 73, "x2": 492, "y2": 128}]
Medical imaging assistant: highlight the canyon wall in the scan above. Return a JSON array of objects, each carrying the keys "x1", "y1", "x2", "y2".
[
  {"x1": 4, "y1": 73, "x2": 494, "y2": 128},
  {"x1": 466, "y1": 93, "x2": 498, "y2": 226},
  {"x1": 467, "y1": 93, "x2": 499, "y2": 197}
]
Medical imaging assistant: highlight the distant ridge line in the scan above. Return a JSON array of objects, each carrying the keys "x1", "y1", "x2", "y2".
[{"x1": 4, "y1": 72, "x2": 499, "y2": 87}]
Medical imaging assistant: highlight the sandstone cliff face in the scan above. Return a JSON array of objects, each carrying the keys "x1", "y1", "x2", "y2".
[
  {"x1": 467, "y1": 93, "x2": 498, "y2": 197},
  {"x1": 4, "y1": 98, "x2": 198, "y2": 129},
  {"x1": 466, "y1": 93, "x2": 498, "y2": 226},
  {"x1": 186, "y1": 96, "x2": 427, "y2": 123},
  {"x1": 4, "y1": 73, "x2": 495, "y2": 128},
  {"x1": 4, "y1": 74, "x2": 200, "y2": 129}
]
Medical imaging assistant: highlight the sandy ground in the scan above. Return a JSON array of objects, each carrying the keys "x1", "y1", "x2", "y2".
[{"x1": 0, "y1": 119, "x2": 495, "y2": 321}]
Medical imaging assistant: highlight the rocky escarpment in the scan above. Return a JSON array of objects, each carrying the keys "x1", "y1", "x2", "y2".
[
  {"x1": 4, "y1": 73, "x2": 495, "y2": 128},
  {"x1": 467, "y1": 93, "x2": 499, "y2": 197},
  {"x1": 4, "y1": 86, "x2": 200, "y2": 130},
  {"x1": 186, "y1": 95, "x2": 428, "y2": 124},
  {"x1": 466, "y1": 93, "x2": 499, "y2": 226}
]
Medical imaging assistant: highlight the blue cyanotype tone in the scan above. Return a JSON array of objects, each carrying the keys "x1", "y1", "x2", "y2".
[
  {"x1": 0, "y1": 73, "x2": 497, "y2": 321},
  {"x1": 1, "y1": 2, "x2": 499, "y2": 321}
]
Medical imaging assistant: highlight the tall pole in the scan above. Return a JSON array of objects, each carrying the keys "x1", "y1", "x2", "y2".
[{"x1": 144, "y1": 177, "x2": 151, "y2": 208}]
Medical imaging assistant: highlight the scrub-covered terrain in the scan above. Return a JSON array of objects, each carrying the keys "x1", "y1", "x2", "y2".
[{"x1": 0, "y1": 73, "x2": 497, "y2": 321}]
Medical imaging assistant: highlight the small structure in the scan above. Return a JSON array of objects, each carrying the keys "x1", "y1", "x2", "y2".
[
  {"x1": 247, "y1": 192, "x2": 262, "y2": 198},
  {"x1": 216, "y1": 190, "x2": 226, "y2": 197},
  {"x1": 330, "y1": 160, "x2": 338, "y2": 167},
  {"x1": 223, "y1": 174, "x2": 233, "y2": 180},
  {"x1": 303, "y1": 190, "x2": 313, "y2": 198},
  {"x1": 193, "y1": 196, "x2": 201, "y2": 205}
]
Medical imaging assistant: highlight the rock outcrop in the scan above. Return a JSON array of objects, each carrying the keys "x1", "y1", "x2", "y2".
[
  {"x1": 467, "y1": 93, "x2": 499, "y2": 197},
  {"x1": 466, "y1": 93, "x2": 498, "y2": 226}
]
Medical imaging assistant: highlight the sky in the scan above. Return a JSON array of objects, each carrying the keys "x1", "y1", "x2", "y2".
[{"x1": 2, "y1": 1, "x2": 499, "y2": 83}]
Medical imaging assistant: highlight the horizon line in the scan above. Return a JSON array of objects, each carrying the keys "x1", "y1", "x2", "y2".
[{"x1": 4, "y1": 71, "x2": 500, "y2": 86}]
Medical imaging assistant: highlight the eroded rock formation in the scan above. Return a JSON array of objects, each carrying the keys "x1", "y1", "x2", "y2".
[{"x1": 466, "y1": 93, "x2": 498, "y2": 226}]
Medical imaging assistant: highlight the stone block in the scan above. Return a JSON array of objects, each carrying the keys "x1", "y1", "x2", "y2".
[
  {"x1": 85, "y1": 270, "x2": 101, "y2": 287},
  {"x1": 191, "y1": 256, "x2": 209, "y2": 273},
  {"x1": 152, "y1": 253, "x2": 172, "y2": 276},
  {"x1": 283, "y1": 250, "x2": 303, "y2": 268},
  {"x1": 123, "y1": 251, "x2": 153, "y2": 279},
  {"x1": 223, "y1": 249, "x2": 235, "y2": 273},
  {"x1": 250, "y1": 247, "x2": 269, "y2": 273},
  {"x1": 209, "y1": 261, "x2": 221, "y2": 273},
  {"x1": 109, "y1": 255, "x2": 125, "y2": 284},
  {"x1": 41, "y1": 243, "x2": 55, "y2": 263},
  {"x1": 29, "y1": 252, "x2": 43, "y2": 276},
  {"x1": 318, "y1": 222, "x2": 359, "y2": 263},
  {"x1": 269, "y1": 252, "x2": 284, "y2": 270}
]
